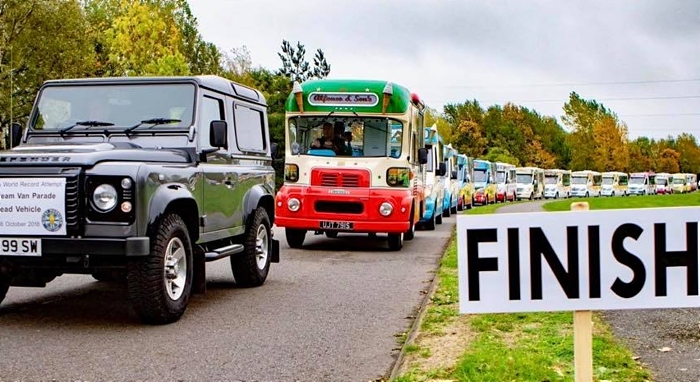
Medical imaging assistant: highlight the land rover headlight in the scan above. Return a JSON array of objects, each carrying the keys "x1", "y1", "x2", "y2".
[
  {"x1": 93, "y1": 184, "x2": 118, "y2": 212},
  {"x1": 287, "y1": 198, "x2": 301, "y2": 212}
]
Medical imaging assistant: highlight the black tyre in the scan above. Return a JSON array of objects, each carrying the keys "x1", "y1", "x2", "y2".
[
  {"x1": 466, "y1": 197, "x2": 473, "y2": 210},
  {"x1": 325, "y1": 231, "x2": 338, "y2": 239},
  {"x1": 0, "y1": 274, "x2": 10, "y2": 305},
  {"x1": 285, "y1": 228, "x2": 306, "y2": 248},
  {"x1": 443, "y1": 204, "x2": 451, "y2": 218},
  {"x1": 424, "y1": 211, "x2": 436, "y2": 230},
  {"x1": 451, "y1": 204, "x2": 458, "y2": 214},
  {"x1": 231, "y1": 207, "x2": 272, "y2": 288},
  {"x1": 436, "y1": 209, "x2": 443, "y2": 224},
  {"x1": 388, "y1": 233, "x2": 403, "y2": 251},
  {"x1": 127, "y1": 213, "x2": 193, "y2": 325},
  {"x1": 404, "y1": 212, "x2": 415, "y2": 241}
]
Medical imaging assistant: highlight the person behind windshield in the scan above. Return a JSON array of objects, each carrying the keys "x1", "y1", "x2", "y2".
[{"x1": 311, "y1": 122, "x2": 335, "y2": 151}]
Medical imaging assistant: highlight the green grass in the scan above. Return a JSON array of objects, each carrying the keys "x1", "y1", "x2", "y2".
[
  {"x1": 394, "y1": 198, "x2": 657, "y2": 382},
  {"x1": 543, "y1": 193, "x2": 700, "y2": 211}
]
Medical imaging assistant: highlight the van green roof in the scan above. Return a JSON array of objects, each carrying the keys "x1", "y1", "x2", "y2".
[{"x1": 285, "y1": 79, "x2": 414, "y2": 114}]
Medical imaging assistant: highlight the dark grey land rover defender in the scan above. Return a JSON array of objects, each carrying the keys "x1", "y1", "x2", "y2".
[{"x1": 0, "y1": 75, "x2": 279, "y2": 324}]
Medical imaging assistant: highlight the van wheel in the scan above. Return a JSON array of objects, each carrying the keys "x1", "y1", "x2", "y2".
[
  {"x1": 425, "y1": 212, "x2": 436, "y2": 230},
  {"x1": 585, "y1": 192, "x2": 589, "y2": 198},
  {"x1": 388, "y1": 233, "x2": 403, "y2": 251},
  {"x1": 404, "y1": 209, "x2": 415, "y2": 241},
  {"x1": 443, "y1": 205, "x2": 451, "y2": 218},
  {"x1": 285, "y1": 228, "x2": 306, "y2": 248},
  {"x1": 436, "y1": 210, "x2": 443, "y2": 224},
  {"x1": 325, "y1": 231, "x2": 338, "y2": 238},
  {"x1": 466, "y1": 197, "x2": 472, "y2": 210},
  {"x1": 127, "y1": 213, "x2": 193, "y2": 325},
  {"x1": 529, "y1": 193, "x2": 534, "y2": 201},
  {"x1": 231, "y1": 207, "x2": 272, "y2": 288}
]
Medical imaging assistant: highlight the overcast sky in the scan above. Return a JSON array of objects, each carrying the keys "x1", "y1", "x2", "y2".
[{"x1": 188, "y1": 0, "x2": 700, "y2": 140}]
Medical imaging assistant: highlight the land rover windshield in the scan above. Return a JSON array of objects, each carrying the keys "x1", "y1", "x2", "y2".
[
  {"x1": 287, "y1": 116, "x2": 403, "y2": 158},
  {"x1": 30, "y1": 83, "x2": 196, "y2": 132}
]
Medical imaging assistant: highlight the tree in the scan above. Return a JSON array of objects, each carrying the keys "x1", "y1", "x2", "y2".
[
  {"x1": 656, "y1": 148, "x2": 680, "y2": 173},
  {"x1": 452, "y1": 120, "x2": 488, "y2": 158},
  {"x1": 591, "y1": 116, "x2": 629, "y2": 171},
  {"x1": 1, "y1": 0, "x2": 95, "y2": 146},
  {"x1": 628, "y1": 137, "x2": 654, "y2": 172},
  {"x1": 484, "y1": 147, "x2": 520, "y2": 166},
  {"x1": 277, "y1": 40, "x2": 330, "y2": 83},
  {"x1": 105, "y1": 1, "x2": 190, "y2": 76},
  {"x1": 675, "y1": 133, "x2": 700, "y2": 173}
]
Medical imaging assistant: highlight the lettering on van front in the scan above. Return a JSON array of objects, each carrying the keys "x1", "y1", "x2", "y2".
[{"x1": 308, "y1": 92, "x2": 379, "y2": 107}]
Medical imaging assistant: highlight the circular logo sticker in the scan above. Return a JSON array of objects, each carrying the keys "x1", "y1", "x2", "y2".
[{"x1": 42, "y1": 209, "x2": 63, "y2": 232}]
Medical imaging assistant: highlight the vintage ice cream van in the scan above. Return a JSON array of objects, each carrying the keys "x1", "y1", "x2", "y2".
[
  {"x1": 472, "y1": 159, "x2": 496, "y2": 205},
  {"x1": 671, "y1": 173, "x2": 691, "y2": 194},
  {"x1": 601, "y1": 171, "x2": 628, "y2": 197},
  {"x1": 275, "y1": 79, "x2": 429, "y2": 250},
  {"x1": 456, "y1": 154, "x2": 474, "y2": 211},
  {"x1": 418, "y1": 124, "x2": 446, "y2": 229},
  {"x1": 628, "y1": 172, "x2": 656, "y2": 195},
  {"x1": 543, "y1": 169, "x2": 571, "y2": 199},
  {"x1": 515, "y1": 166, "x2": 544, "y2": 200},
  {"x1": 495, "y1": 162, "x2": 517, "y2": 202},
  {"x1": 443, "y1": 144, "x2": 460, "y2": 215},
  {"x1": 655, "y1": 172, "x2": 672, "y2": 194}
]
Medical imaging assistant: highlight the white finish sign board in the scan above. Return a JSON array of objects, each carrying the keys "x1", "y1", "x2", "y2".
[
  {"x1": 0, "y1": 177, "x2": 67, "y2": 235},
  {"x1": 456, "y1": 207, "x2": 700, "y2": 314}
]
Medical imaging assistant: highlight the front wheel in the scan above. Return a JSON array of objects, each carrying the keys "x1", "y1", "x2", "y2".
[
  {"x1": 285, "y1": 228, "x2": 306, "y2": 248},
  {"x1": 127, "y1": 213, "x2": 193, "y2": 325},
  {"x1": 231, "y1": 207, "x2": 272, "y2": 288},
  {"x1": 388, "y1": 233, "x2": 403, "y2": 251}
]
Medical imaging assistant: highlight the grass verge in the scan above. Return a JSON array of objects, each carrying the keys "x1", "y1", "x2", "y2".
[{"x1": 393, "y1": 197, "x2": 666, "y2": 382}]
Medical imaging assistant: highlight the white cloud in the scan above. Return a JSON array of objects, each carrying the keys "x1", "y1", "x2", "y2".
[{"x1": 189, "y1": 0, "x2": 700, "y2": 140}]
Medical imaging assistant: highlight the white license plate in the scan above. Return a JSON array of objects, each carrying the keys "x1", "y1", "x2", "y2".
[{"x1": 0, "y1": 238, "x2": 42, "y2": 256}]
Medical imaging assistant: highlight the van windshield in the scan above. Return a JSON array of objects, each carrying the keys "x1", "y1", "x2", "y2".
[
  {"x1": 473, "y1": 169, "x2": 488, "y2": 182},
  {"x1": 629, "y1": 177, "x2": 645, "y2": 184},
  {"x1": 495, "y1": 171, "x2": 506, "y2": 183},
  {"x1": 544, "y1": 175, "x2": 558, "y2": 184},
  {"x1": 287, "y1": 116, "x2": 403, "y2": 158},
  {"x1": 571, "y1": 176, "x2": 587, "y2": 184},
  {"x1": 602, "y1": 177, "x2": 614, "y2": 185},
  {"x1": 516, "y1": 174, "x2": 533, "y2": 184}
]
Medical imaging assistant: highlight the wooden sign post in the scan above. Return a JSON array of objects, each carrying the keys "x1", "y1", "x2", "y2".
[{"x1": 571, "y1": 201, "x2": 592, "y2": 382}]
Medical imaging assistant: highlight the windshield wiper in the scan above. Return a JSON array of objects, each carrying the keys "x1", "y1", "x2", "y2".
[
  {"x1": 59, "y1": 120, "x2": 114, "y2": 136},
  {"x1": 124, "y1": 118, "x2": 182, "y2": 136}
]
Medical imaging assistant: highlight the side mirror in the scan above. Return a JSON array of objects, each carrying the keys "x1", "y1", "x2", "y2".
[
  {"x1": 438, "y1": 162, "x2": 447, "y2": 177},
  {"x1": 451, "y1": 170, "x2": 457, "y2": 180},
  {"x1": 417, "y1": 148, "x2": 428, "y2": 164},
  {"x1": 209, "y1": 120, "x2": 227, "y2": 149},
  {"x1": 10, "y1": 123, "x2": 22, "y2": 148}
]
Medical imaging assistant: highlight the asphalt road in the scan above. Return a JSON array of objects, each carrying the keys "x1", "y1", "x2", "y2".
[
  {"x1": 497, "y1": 200, "x2": 700, "y2": 382},
  {"x1": 0, "y1": 218, "x2": 454, "y2": 382}
]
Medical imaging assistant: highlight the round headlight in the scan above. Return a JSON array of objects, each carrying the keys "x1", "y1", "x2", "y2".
[
  {"x1": 379, "y1": 202, "x2": 393, "y2": 217},
  {"x1": 93, "y1": 184, "x2": 118, "y2": 212},
  {"x1": 287, "y1": 198, "x2": 300, "y2": 212}
]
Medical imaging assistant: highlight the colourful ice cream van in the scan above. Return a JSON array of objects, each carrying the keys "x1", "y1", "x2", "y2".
[
  {"x1": 419, "y1": 124, "x2": 446, "y2": 229},
  {"x1": 276, "y1": 79, "x2": 429, "y2": 250},
  {"x1": 456, "y1": 154, "x2": 474, "y2": 210},
  {"x1": 443, "y1": 144, "x2": 460, "y2": 215},
  {"x1": 472, "y1": 159, "x2": 497, "y2": 205},
  {"x1": 495, "y1": 162, "x2": 517, "y2": 202}
]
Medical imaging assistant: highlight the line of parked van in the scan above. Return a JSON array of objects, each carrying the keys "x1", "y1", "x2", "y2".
[{"x1": 418, "y1": 128, "x2": 698, "y2": 224}]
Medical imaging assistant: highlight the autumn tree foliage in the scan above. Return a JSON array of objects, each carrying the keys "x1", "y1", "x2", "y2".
[{"x1": 656, "y1": 148, "x2": 681, "y2": 173}]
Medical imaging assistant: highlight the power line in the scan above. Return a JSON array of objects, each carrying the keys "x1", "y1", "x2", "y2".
[
  {"x1": 470, "y1": 95, "x2": 700, "y2": 104},
  {"x1": 420, "y1": 78, "x2": 700, "y2": 89}
]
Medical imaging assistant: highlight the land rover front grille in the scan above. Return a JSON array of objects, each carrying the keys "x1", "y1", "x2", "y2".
[{"x1": 64, "y1": 176, "x2": 80, "y2": 233}]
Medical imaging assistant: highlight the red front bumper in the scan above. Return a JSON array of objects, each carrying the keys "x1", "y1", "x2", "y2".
[
  {"x1": 496, "y1": 191, "x2": 506, "y2": 202},
  {"x1": 275, "y1": 185, "x2": 412, "y2": 233}
]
